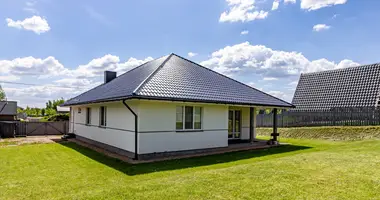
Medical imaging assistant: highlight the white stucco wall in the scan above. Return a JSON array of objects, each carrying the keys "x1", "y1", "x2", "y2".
[
  {"x1": 69, "y1": 99, "x2": 258, "y2": 155},
  {"x1": 138, "y1": 101, "x2": 229, "y2": 154},
  {"x1": 70, "y1": 101, "x2": 137, "y2": 152}
]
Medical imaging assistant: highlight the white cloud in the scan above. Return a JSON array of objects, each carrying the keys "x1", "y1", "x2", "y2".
[
  {"x1": 263, "y1": 77, "x2": 278, "y2": 81},
  {"x1": 313, "y1": 24, "x2": 331, "y2": 32},
  {"x1": 6, "y1": 16, "x2": 50, "y2": 34},
  {"x1": 301, "y1": 0, "x2": 347, "y2": 11},
  {"x1": 0, "y1": 54, "x2": 153, "y2": 80},
  {"x1": 241, "y1": 30, "x2": 249, "y2": 35},
  {"x1": 272, "y1": 0, "x2": 280, "y2": 10},
  {"x1": 73, "y1": 55, "x2": 153, "y2": 78},
  {"x1": 306, "y1": 59, "x2": 360, "y2": 73},
  {"x1": 220, "y1": 0, "x2": 268, "y2": 23},
  {"x1": 336, "y1": 59, "x2": 360, "y2": 69},
  {"x1": 117, "y1": 57, "x2": 153, "y2": 72},
  {"x1": 0, "y1": 75, "x2": 20, "y2": 81},
  {"x1": 54, "y1": 78, "x2": 94, "y2": 88},
  {"x1": 0, "y1": 54, "x2": 153, "y2": 107},
  {"x1": 188, "y1": 52, "x2": 198, "y2": 57},
  {"x1": 246, "y1": 82, "x2": 263, "y2": 91},
  {"x1": 284, "y1": 0, "x2": 296, "y2": 4},
  {"x1": 268, "y1": 90, "x2": 290, "y2": 100},
  {"x1": 0, "y1": 56, "x2": 68, "y2": 78},
  {"x1": 3, "y1": 85, "x2": 84, "y2": 108},
  {"x1": 201, "y1": 42, "x2": 359, "y2": 78}
]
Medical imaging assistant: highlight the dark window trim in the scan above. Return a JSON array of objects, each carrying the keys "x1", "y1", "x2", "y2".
[
  {"x1": 86, "y1": 107, "x2": 91, "y2": 125},
  {"x1": 99, "y1": 106, "x2": 107, "y2": 127},
  {"x1": 176, "y1": 105, "x2": 203, "y2": 131},
  {"x1": 175, "y1": 129, "x2": 204, "y2": 133}
]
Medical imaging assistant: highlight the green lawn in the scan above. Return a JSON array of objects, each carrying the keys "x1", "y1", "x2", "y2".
[
  {"x1": 1, "y1": 138, "x2": 380, "y2": 199},
  {"x1": 257, "y1": 126, "x2": 380, "y2": 140}
]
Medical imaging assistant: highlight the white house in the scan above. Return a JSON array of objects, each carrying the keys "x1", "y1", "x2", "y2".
[{"x1": 62, "y1": 53, "x2": 294, "y2": 160}]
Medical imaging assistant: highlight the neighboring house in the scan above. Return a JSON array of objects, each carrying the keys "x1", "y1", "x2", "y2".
[
  {"x1": 292, "y1": 63, "x2": 380, "y2": 111},
  {"x1": 0, "y1": 101, "x2": 17, "y2": 121},
  {"x1": 56, "y1": 106, "x2": 70, "y2": 114},
  {"x1": 62, "y1": 53, "x2": 293, "y2": 160}
]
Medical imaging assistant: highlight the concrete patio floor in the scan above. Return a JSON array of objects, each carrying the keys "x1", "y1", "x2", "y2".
[{"x1": 68, "y1": 138, "x2": 285, "y2": 164}]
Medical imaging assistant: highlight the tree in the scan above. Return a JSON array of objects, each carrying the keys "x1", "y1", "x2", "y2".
[
  {"x1": 0, "y1": 85, "x2": 6, "y2": 101},
  {"x1": 45, "y1": 108, "x2": 56, "y2": 116},
  {"x1": 46, "y1": 98, "x2": 65, "y2": 111}
]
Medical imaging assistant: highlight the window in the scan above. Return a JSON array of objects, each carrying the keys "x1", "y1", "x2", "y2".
[
  {"x1": 86, "y1": 108, "x2": 91, "y2": 125},
  {"x1": 78, "y1": 108, "x2": 81, "y2": 114},
  {"x1": 176, "y1": 106, "x2": 183, "y2": 129},
  {"x1": 176, "y1": 106, "x2": 202, "y2": 130},
  {"x1": 99, "y1": 106, "x2": 107, "y2": 126}
]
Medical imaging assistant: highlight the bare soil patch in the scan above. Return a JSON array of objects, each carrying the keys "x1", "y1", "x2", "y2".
[{"x1": 0, "y1": 135, "x2": 62, "y2": 147}]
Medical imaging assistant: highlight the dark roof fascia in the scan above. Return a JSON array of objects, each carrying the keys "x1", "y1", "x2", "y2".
[
  {"x1": 61, "y1": 95, "x2": 134, "y2": 106},
  {"x1": 131, "y1": 95, "x2": 295, "y2": 108},
  {"x1": 62, "y1": 94, "x2": 295, "y2": 108}
]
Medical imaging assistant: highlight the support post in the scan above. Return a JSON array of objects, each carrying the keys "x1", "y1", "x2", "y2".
[
  {"x1": 271, "y1": 108, "x2": 279, "y2": 141},
  {"x1": 249, "y1": 107, "x2": 254, "y2": 143}
]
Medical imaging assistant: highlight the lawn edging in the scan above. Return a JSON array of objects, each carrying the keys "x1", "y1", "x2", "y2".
[{"x1": 257, "y1": 126, "x2": 380, "y2": 141}]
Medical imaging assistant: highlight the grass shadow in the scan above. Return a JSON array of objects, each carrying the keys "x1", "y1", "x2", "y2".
[{"x1": 59, "y1": 142, "x2": 311, "y2": 176}]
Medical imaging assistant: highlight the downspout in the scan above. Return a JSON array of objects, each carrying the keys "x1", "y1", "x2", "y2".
[{"x1": 122, "y1": 100, "x2": 138, "y2": 160}]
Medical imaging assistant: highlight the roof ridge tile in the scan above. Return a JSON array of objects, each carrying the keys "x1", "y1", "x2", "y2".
[
  {"x1": 132, "y1": 54, "x2": 173, "y2": 95},
  {"x1": 170, "y1": 53, "x2": 294, "y2": 107}
]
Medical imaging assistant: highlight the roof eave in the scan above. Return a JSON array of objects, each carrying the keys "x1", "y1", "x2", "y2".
[
  {"x1": 61, "y1": 95, "x2": 134, "y2": 107},
  {"x1": 62, "y1": 95, "x2": 295, "y2": 108},
  {"x1": 131, "y1": 95, "x2": 295, "y2": 108}
]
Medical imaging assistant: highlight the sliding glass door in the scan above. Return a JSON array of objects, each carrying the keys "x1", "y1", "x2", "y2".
[{"x1": 228, "y1": 110, "x2": 241, "y2": 139}]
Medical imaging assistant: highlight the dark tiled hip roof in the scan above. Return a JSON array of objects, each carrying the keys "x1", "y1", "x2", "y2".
[{"x1": 63, "y1": 54, "x2": 293, "y2": 108}]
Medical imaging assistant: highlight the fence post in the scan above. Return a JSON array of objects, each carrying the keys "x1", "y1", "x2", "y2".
[{"x1": 281, "y1": 112, "x2": 284, "y2": 128}]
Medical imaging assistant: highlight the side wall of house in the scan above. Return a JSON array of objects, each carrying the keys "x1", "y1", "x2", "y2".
[
  {"x1": 70, "y1": 101, "x2": 137, "y2": 153},
  {"x1": 138, "y1": 101, "x2": 229, "y2": 154}
]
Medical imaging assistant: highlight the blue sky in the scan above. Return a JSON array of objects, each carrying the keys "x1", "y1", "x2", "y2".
[{"x1": 1, "y1": 0, "x2": 380, "y2": 107}]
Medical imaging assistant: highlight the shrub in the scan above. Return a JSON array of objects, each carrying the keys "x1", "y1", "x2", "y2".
[{"x1": 46, "y1": 114, "x2": 69, "y2": 121}]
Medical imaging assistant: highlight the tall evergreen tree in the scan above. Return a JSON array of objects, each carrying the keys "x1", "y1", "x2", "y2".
[{"x1": 0, "y1": 85, "x2": 6, "y2": 101}]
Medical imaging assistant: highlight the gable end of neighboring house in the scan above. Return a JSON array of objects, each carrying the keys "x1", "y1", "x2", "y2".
[
  {"x1": 0, "y1": 101, "x2": 17, "y2": 121},
  {"x1": 292, "y1": 63, "x2": 380, "y2": 111}
]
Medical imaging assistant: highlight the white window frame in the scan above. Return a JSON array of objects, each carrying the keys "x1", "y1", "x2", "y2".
[
  {"x1": 99, "y1": 106, "x2": 107, "y2": 127},
  {"x1": 176, "y1": 106, "x2": 202, "y2": 131},
  {"x1": 86, "y1": 107, "x2": 91, "y2": 125}
]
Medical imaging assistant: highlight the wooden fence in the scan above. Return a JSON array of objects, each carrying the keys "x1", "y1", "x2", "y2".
[
  {"x1": 0, "y1": 121, "x2": 69, "y2": 138},
  {"x1": 257, "y1": 107, "x2": 380, "y2": 127}
]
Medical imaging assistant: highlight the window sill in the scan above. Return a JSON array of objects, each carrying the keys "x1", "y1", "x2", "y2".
[
  {"x1": 98, "y1": 126, "x2": 107, "y2": 129},
  {"x1": 85, "y1": 124, "x2": 91, "y2": 126},
  {"x1": 176, "y1": 129, "x2": 203, "y2": 133}
]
